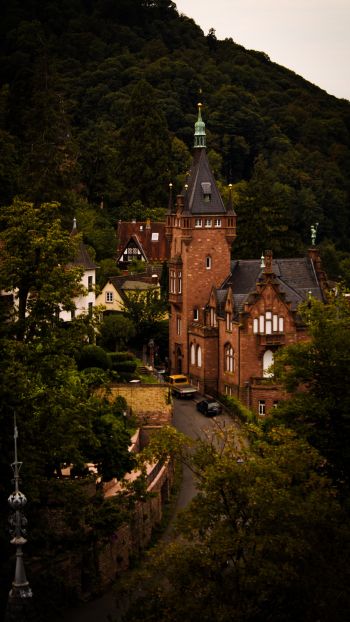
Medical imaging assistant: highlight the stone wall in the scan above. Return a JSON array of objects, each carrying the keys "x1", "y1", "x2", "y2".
[{"x1": 108, "y1": 384, "x2": 172, "y2": 427}]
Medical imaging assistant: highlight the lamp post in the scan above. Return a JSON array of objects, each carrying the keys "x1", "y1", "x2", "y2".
[
  {"x1": 5, "y1": 415, "x2": 33, "y2": 622},
  {"x1": 148, "y1": 339, "x2": 155, "y2": 369}
]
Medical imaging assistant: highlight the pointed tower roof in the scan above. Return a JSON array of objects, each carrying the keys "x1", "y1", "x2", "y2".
[
  {"x1": 181, "y1": 104, "x2": 226, "y2": 215},
  {"x1": 70, "y1": 218, "x2": 98, "y2": 270}
]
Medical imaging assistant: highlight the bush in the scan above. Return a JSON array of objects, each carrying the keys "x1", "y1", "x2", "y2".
[
  {"x1": 109, "y1": 351, "x2": 135, "y2": 363},
  {"x1": 220, "y1": 394, "x2": 256, "y2": 424},
  {"x1": 76, "y1": 345, "x2": 111, "y2": 370},
  {"x1": 108, "y1": 352, "x2": 138, "y2": 374},
  {"x1": 112, "y1": 360, "x2": 138, "y2": 373}
]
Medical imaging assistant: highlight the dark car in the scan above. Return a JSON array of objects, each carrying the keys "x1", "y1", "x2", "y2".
[{"x1": 196, "y1": 399, "x2": 222, "y2": 417}]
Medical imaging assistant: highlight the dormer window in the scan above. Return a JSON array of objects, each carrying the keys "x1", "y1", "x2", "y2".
[{"x1": 201, "y1": 182, "x2": 212, "y2": 202}]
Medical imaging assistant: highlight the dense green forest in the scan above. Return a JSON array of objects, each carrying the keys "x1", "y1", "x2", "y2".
[{"x1": 1, "y1": 0, "x2": 350, "y2": 277}]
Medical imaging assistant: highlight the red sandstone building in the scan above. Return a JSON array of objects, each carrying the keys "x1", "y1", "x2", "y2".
[{"x1": 167, "y1": 105, "x2": 328, "y2": 415}]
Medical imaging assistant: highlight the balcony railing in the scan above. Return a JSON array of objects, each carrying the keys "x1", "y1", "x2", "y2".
[{"x1": 257, "y1": 333, "x2": 285, "y2": 346}]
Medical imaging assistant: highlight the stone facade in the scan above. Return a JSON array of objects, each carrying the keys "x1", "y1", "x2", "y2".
[{"x1": 168, "y1": 107, "x2": 328, "y2": 416}]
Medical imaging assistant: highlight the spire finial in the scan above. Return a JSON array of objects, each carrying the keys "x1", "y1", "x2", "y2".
[
  {"x1": 260, "y1": 253, "x2": 265, "y2": 269},
  {"x1": 194, "y1": 102, "x2": 206, "y2": 149},
  {"x1": 168, "y1": 182, "x2": 174, "y2": 213},
  {"x1": 6, "y1": 415, "x2": 33, "y2": 618}
]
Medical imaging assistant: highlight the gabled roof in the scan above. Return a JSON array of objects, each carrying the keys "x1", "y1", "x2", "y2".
[
  {"x1": 222, "y1": 257, "x2": 324, "y2": 317},
  {"x1": 116, "y1": 221, "x2": 168, "y2": 263}
]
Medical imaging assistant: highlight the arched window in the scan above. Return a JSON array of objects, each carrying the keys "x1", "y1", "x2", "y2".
[
  {"x1": 263, "y1": 349, "x2": 274, "y2": 377},
  {"x1": 197, "y1": 345, "x2": 202, "y2": 368},
  {"x1": 206, "y1": 255, "x2": 212, "y2": 270},
  {"x1": 190, "y1": 343, "x2": 196, "y2": 365},
  {"x1": 225, "y1": 344, "x2": 234, "y2": 373}
]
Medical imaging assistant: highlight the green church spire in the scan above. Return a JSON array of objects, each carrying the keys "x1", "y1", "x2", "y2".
[{"x1": 194, "y1": 103, "x2": 206, "y2": 148}]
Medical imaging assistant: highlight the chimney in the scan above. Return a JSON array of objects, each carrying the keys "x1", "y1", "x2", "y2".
[
  {"x1": 308, "y1": 247, "x2": 328, "y2": 296},
  {"x1": 264, "y1": 250, "x2": 273, "y2": 274},
  {"x1": 176, "y1": 194, "x2": 184, "y2": 211}
]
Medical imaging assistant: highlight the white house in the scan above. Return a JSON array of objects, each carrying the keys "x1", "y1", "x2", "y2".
[{"x1": 59, "y1": 218, "x2": 98, "y2": 322}]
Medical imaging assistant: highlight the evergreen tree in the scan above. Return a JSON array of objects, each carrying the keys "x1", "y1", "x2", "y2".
[{"x1": 116, "y1": 79, "x2": 172, "y2": 209}]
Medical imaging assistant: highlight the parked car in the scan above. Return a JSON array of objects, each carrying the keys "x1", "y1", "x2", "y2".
[{"x1": 196, "y1": 399, "x2": 222, "y2": 416}]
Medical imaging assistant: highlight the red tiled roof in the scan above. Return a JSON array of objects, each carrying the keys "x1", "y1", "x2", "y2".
[{"x1": 116, "y1": 221, "x2": 169, "y2": 263}]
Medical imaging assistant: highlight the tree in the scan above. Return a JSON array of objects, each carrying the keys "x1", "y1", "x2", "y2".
[
  {"x1": 122, "y1": 287, "x2": 167, "y2": 341},
  {"x1": 116, "y1": 79, "x2": 172, "y2": 208},
  {"x1": 0, "y1": 200, "x2": 136, "y2": 614},
  {"x1": 0, "y1": 199, "x2": 83, "y2": 341},
  {"x1": 272, "y1": 293, "x2": 350, "y2": 487},
  {"x1": 124, "y1": 425, "x2": 350, "y2": 622},
  {"x1": 98, "y1": 314, "x2": 136, "y2": 352}
]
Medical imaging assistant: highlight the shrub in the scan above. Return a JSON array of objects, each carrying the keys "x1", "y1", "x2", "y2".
[
  {"x1": 76, "y1": 345, "x2": 111, "y2": 370},
  {"x1": 220, "y1": 394, "x2": 256, "y2": 424}
]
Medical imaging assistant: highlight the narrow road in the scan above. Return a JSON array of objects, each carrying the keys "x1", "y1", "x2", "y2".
[{"x1": 54, "y1": 399, "x2": 237, "y2": 621}]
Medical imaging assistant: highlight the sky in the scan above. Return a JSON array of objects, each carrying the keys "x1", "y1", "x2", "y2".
[{"x1": 175, "y1": 0, "x2": 350, "y2": 101}]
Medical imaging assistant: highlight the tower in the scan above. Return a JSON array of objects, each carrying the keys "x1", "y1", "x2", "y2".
[{"x1": 166, "y1": 104, "x2": 236, "y2": 390}]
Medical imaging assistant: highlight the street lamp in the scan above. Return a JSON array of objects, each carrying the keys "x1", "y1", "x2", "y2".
[{"x1": 5, "y1": 415, "x2": 33, "y2": 621}]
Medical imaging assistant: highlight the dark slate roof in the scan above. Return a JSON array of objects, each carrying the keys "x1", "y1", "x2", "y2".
[
  {"x1": 223, "y1": 257, "x2": 324, "y2": 316},
  {"x1": 116, "y1": 221, "x2": 168, "y2": 263},
  {"x1": 183, "y1": 148, "x2": 227, "y2": 215},
  {"x1": 216, "y1": 289, "x2": 228, "y2": 315},
  {"x1": 70, "y1": 229, "x2": 98, "y2": 270}
]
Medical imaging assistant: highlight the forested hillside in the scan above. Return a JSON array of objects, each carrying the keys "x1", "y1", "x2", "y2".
[{"x1": 1, "y1": 0, "x2": 350, "y2": 274}]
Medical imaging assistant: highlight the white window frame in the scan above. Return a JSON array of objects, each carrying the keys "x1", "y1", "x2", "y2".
[
  {"x1": 105, "y1": 291, "x2": 113, "y2": 303},
  {"x1": 253, "y1": 318, "x2": 258, "y2": 334},
  {"x1": 259, "y1": 315, "x2": 264, "y2": 333},
  {"x1": 205, "y1": 218, "x2": 212, "y2": 228},
  {"x1": 178, "y1": 270, "x2": 182, "y2": 294},
  {"x1": 210, "y1": 307, "x2": 217, "y2": 327},
  {"x1": 206, "y1": 256, "x2": 212, "y2": 270},
  {"x1": 193, "y1": 308, "x2": 199, "y2": 321},
  {"x1": 190, "y1": 343, "x2": 196, "y2": 365},
  {"x1": 214, "y1": 218, "x2": 222, "y2": 227},
  {"x1": 225, "y1": 344, "x2": 234, "y2": 373},
  {"x1": 258, "y1": 400, "x2": 266, "y2": 416},
  {"x1": 195, "y1": 218, "x2": 202, "y2": 228},
  {"x1": 170, "y1": 269, "x2": 176, "y2": 294},
  {"x1": 263, "y1": 349, "x2": 274, "y2": 378},
  {"x1": 197, "y1": 345, "x2": 202, "y2": 368}
]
